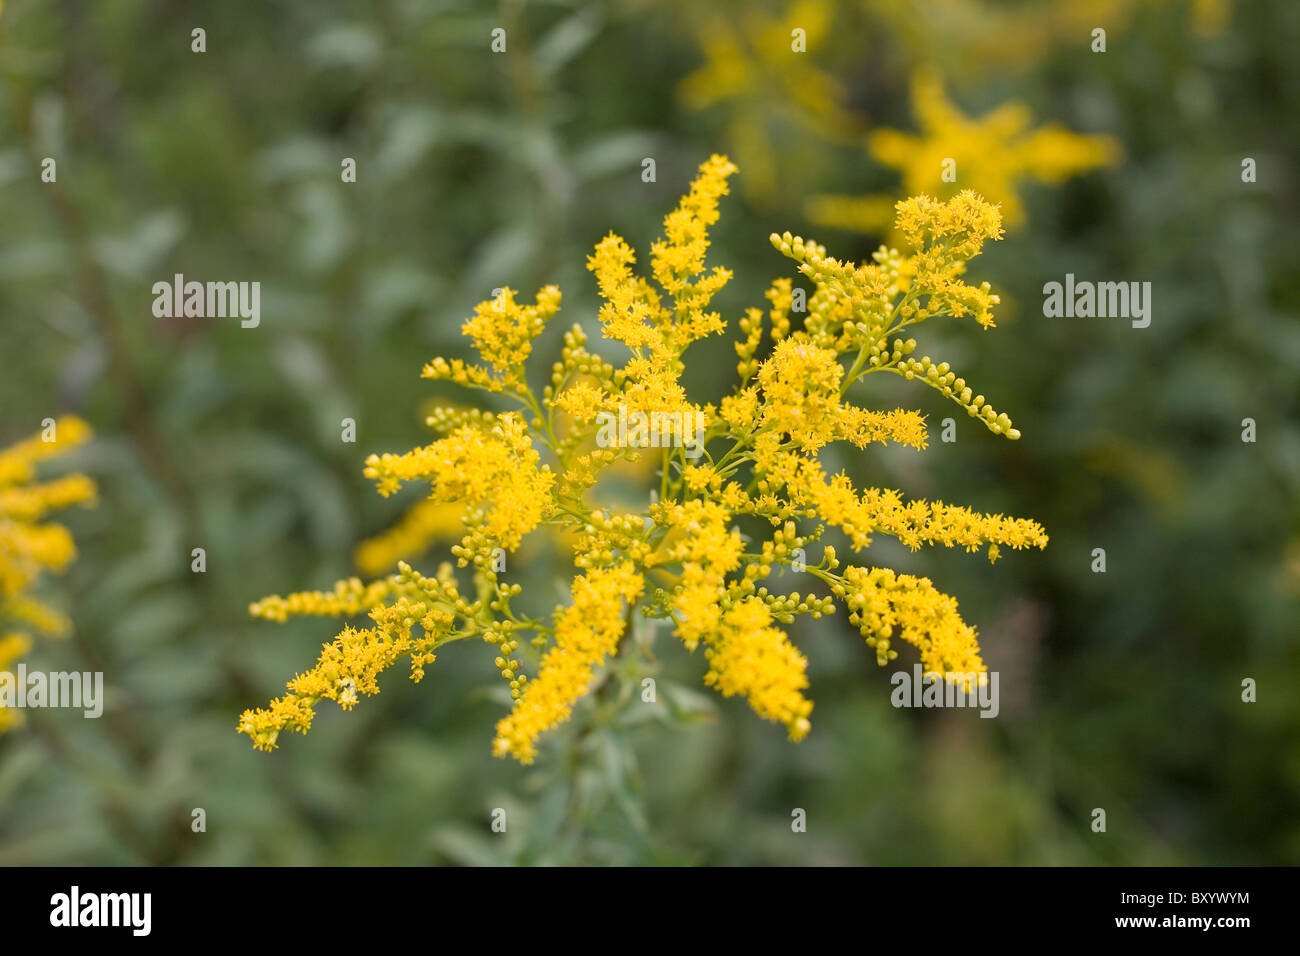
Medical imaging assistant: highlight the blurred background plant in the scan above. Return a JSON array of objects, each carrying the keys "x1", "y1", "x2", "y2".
[{"x1": 0, "y1": 0, "x2": 1295, "y2": 864}]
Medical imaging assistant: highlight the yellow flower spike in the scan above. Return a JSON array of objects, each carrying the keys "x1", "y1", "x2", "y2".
[
  {"x1": 249, "y1": 577, "x2": 397, "y2": 623},
  {"x1": 361, "y1": 412, "x2": 555, "y2": 552},
  {"x1": 704, "y1": 599, "x2": 813, "y2": 740},
  {"x1": 650, "y1": 153, "x2": 737, "y2": 299},
  {"x1": 492, "y1": 563, "x2": 644, "y2": 764},
  {"x1": 842, "y1": 566, "x2": 985, "y2": 676},
  {"x1": 650, "y1": 499, "x2": 744, "y2": 652},
  {"x1": 238, "y1": 598, "x2": 452, "y2": 751},
  {"x1": 455, "y1": 285, "x2": 562, "y2": 389},
  {"x1": 243, "y1": 156, "x2": 1047, "y2": 762}
]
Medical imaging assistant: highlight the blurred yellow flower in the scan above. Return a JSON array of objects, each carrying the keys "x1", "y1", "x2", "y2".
[
  {"x1": 493, "y1": 563, "x2": 644, "y2": 763},
  {"x1": 0, "y1": 416, "x2": 96, "y2": 732},
  {"x1": 678, "y1": 0, "x2": 858, "y2": 201},
  {"x1": 809, "y1": 68, "x2": 1120, "y2": 235}
]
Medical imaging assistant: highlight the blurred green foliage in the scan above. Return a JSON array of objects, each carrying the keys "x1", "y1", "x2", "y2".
[{"x1": 0, "y1": 0, "x2": 1296, "y2": 864}]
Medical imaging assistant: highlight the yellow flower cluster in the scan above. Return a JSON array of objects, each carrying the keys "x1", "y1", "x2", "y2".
[
  {"x1": 703, "y1": 598, "x2": 812, "y2": 741},
  {"x1": 240, "y1": 156, "x2": 1047, "y2": 762},
  {"x1": 362, "y1": 413, "x2": 554, "y2": 558},
  {"x1": 354, "y1": 404, "x2": 502, "y2": 576},
  {"x1": 0, "y1": 417, "x2": 96, "y2": 731},
  {"x1": 453, "y1": 285, "x2": 562, "y2": 393},
  {"x1": 650, "y1": 499, "x2": 744, "y2": 652},
  {"x1": 837, "y1": 565, "x2": 983, "y2": 678}
]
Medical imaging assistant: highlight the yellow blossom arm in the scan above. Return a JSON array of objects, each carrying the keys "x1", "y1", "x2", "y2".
[
  {"x1": 492, "y1": 563, "x2": 644, "y2": 764},
  {"x1": 704, "y1": 598, "x2": 813, "y2": 740},
  {"x1": 833, "y1": 565, "x2": 986, "y2": 678},
  {"x1": 238, "y1": 597, "x2": 455, "y2": 751}
]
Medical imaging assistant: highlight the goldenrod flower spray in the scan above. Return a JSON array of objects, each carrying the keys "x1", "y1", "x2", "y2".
[{"x1": 240, "y1": 156, "x2": 1047, "y2": 763}]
